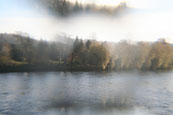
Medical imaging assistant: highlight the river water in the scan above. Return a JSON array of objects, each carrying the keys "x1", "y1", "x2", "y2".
[{"x1": 0, "y1": 71, "x2": 173, "y2": 115}]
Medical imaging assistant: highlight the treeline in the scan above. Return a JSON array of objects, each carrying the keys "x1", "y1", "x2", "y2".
[
  {"x1": 0, "y1": 33, "x2": 72, "y2": 66},
  {"x1": 0, "y1": 33, "x2": 173, "y2": 71},
  {"x1": 109, "y1": 40, "x2": 173, "y2": 70},
  {"x1": 68, "y1": 38, "x2": 173, "y2": 70},
  {"x1": 41, "y1": 0, "x2": 127, "y2": 16}
]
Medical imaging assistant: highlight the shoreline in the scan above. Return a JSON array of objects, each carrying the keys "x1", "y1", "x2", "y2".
[
  {"x1": 0, "y1": 65, "x2": 103, "y2": 73},
  {"x1": 0, "y1": 65, "x2": 172, "y2": 73}
]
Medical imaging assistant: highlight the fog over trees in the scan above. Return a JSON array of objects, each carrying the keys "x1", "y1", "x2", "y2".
[
  {"x1": 0, "y1": 33, "x2": 173, "y2": 71},
  {"x1": 40, "y1": 0, "x2": 128, "y2": 16}
]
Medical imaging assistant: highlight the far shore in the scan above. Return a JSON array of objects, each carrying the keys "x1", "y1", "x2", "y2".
[{"x1": 0, "y1": 64, "x2": 172, "y2": 73}]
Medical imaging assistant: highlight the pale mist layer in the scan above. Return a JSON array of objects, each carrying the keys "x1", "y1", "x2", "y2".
[{"x1": 0, "y1": 0, "x2": 173, "y2": 43}]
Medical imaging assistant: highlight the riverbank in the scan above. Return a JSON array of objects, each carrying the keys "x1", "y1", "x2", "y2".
[
  {"x1": 0, "y1": 64, "x2": 172, "y2": 73},
  {"x1": 0, "y1": 64, "x2": 104, "y2": 73}
]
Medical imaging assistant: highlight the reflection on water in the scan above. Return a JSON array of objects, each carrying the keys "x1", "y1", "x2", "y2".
[{"x1": 0, "y1": 71, "x2": 173, "y2": 115}]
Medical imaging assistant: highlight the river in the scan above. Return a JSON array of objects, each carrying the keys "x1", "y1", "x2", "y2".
[{"x1": 0, "y1": 71, "x2": 173, "y2": 115}]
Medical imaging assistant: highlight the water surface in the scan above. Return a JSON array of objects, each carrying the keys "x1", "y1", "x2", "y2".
[{"x1": 0, "y1": 71, "x2": 173, "y2": 115}]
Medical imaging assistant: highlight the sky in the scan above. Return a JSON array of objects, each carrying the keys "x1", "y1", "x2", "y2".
[{"x1": 0, "y1": 0, "x2": 173, "y2": 43}]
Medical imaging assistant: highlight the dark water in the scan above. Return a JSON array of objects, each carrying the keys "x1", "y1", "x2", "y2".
[{"x1": 0, "y1": 71, "x2": 173, "y2": 115}]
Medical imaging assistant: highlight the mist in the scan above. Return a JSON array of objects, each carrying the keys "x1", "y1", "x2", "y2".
[{"x1": 1, "y1": 0, "x2": 173, "y2": 43}]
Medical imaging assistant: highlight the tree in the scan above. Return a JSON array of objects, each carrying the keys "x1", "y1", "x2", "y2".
[
  {"x1": 88, "y1": 41, "x2": 110, "y2": 69},
  {"x1": 0, "y1": 43, "x2": 11, "y2": 65},
  {"x1": 10, "y1": 44, "x2": 24, "y2": 61}
]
